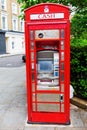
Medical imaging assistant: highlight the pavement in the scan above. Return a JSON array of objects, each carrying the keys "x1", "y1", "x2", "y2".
[{"x1": 0, "y1": 54, "x2": 87, "y2": 130}]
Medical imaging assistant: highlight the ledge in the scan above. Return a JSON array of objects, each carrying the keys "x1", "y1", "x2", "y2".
[{"x1": 70, "y1": 97, "x2": 87, "y2": 110}]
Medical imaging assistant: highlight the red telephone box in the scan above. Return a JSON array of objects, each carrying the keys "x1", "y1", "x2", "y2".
[{"x1": 25, "y1": 3, "x2": 70, "y2": 124}]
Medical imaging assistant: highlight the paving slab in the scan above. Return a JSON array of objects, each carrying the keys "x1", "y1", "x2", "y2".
[
  {"x1": 59, "y1": 128, "x2": 87, "y2": 130},
  {"x1": 79, "y1": 109, "x2": 87, "y2": 127},
  {"x1": 70, "y1": 109, "x2": 84, "y2": 127},
  {"x1": 0, "y1": 106, "x2": 26, "y2": 130}
]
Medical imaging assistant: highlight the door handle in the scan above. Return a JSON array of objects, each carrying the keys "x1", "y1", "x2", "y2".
[{"x1": 60, "y1": 94, "x2": 64, "y2": 102}]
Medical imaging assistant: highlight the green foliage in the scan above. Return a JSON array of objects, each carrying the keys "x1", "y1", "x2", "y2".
[
  {"x1": 71, "y1": 7, "x2": 87, "y2": 38},
  {"x1": 71, "y1": 38, "x2": 87, "y2": 99}
]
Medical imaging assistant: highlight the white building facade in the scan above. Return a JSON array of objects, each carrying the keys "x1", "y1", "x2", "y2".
[{"x1": 0, "y1": 0, "x2": 25, "y2": 54}]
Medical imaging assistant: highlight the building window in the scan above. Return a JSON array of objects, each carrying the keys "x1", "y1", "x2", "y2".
[
  {"x1": 22, "y1": 41, "x2": 24, "y2": 48},
  {"x1": 12, "y1": 17, "x2": 18, "y2": 31},
  {"x1": 1, "y1": 0, "x2": 6, "y2": 10},
  {"x1": 1, "y1": 14, "x2": 8, "y2": 30},
  {"x1": 12, "y1": 3, "x2": 17, "y2": 14},
  {"x1": 20, "y1": 20, "x2": 24, "y2": 32},
  {"x1": 12, "y1": 42, "x2": 14, "y2": 49}
]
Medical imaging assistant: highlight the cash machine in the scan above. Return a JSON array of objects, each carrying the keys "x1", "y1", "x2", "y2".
[{"x1": 25, "y1": 3, "x2": 70, "y2": 124}]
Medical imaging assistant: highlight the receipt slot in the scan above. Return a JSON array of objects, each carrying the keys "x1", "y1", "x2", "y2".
[{"x1": 25, "y1": 3, "x2": 70, "y2": 124}]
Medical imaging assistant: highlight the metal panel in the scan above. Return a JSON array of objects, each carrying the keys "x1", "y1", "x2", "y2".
[
  {"x1": 35, "y1": 30, "x2": 60, "y2": 39},
  {"x1": 37, "y1": 93, "x2": 60, "y2": 102},
  {"x1": 37, "y1": 103, "x2": 60, "y2": 112}
]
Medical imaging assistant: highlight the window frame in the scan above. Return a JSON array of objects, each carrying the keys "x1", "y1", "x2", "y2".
[
  {"x1": 20, "y1": 19, "x2": 24, "y2": 32},
  {"x1": 12, "y1": 41, "x2": 15, "y2": 49},
  {"x1": 1, "y1": 0, "x2": 7, "y2": 10},
  {"x1": 12, "y1": 3, "x2": 17, "y2": 14},
  {"x1": 12, "y1": 16, "x2": 18, "y2": 31},
  {"x1": 1, "y1": 13, "x2": 8, "y2": 30}
]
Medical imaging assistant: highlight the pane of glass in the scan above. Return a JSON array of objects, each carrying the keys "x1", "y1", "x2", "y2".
[
  {"x1": 32, "y1": 63, "x2": 34, "y2": 70},
  {"x1": 61, "y1": 73, "x2": 64, "y2": 82},
  {"x1": 30, "y1": 42, "x2": 34, "y2": 50},
  {"x1": 61, "y1": 104, "x2": 64, "y2": 112},
  {"x1": 32, "y1": 73, "x2": 34, "y2": 81},
  {"x1": 32, "y1": 103, "x2": 36, "y2": 111},
  {"x1": 37, "y1": 103, "x2": 60, "y2": 112},
  {"x1": 61, "y1": 52, "x2": 64, "y2": 61},
  {"x1": 30, "y1": 30, "x2": 34, "y2": 40},
  {"x1": 32, "y1": 83, "x2": 35, "y2": 92},
  {"x1": 61, "y1": 40, "x2": 64, "y2": 50},
  {"x1": 61, "y1": 84, "x2": 64, "y2": 92},
  {"x1": 61, "y1": 62, "x2": 64, "y2": 70},
  {"x1": 31, "y1": 52, "x2": 34, "y2": 61},
  {"x1": 32, "y1": 93, "x2": 35, "y2": 101},
  {"x1": 61, "y1": 29, "x2": 64, "y2": 38}
]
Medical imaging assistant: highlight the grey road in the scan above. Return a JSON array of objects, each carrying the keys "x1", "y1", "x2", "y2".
[{"x1": 0, "y1": 54, "x2": 25, "y2": 67}]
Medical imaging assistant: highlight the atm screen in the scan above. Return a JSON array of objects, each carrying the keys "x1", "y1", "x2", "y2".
[{"x1": 38, "y1": 60, "x2": 53, "y2": 73}]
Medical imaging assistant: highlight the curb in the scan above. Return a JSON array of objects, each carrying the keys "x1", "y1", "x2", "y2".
[
  {"x1": 70, "y1": 97, "x2": 87, "y2": 110},
  {"x1": 0, "y1": 53, "x2": 23, "y2": 58}
]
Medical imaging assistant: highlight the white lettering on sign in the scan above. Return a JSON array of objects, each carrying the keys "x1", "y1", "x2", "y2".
[{"x1": 30, "y1": 13, "x2": 64, "y2": 20}]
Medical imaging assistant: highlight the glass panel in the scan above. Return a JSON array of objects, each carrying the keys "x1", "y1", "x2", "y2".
[
  {"x1": 37, "y1": 94, "x2": 60, "y2": 102},
  {"x1": 32, "y1": 83, "x2": 35, "y2": 92},
  {"x1": 30, "y1": 30, "x2": 34, "y2": 40},
  {"x1": 32, "y1": 63, "x2": 34, "y2": 70},
  {"x1": 61, "y1": 29, "x2": 64, "y2": 38},
  {"x1": 30, "y1": 42, "x2": 34, "y2": 50},
  {"x1": 61, "y1": 104, "x2": 64, "y2": 112},
  {"x1": 61, "y1": 84, "x2": 64, "y2": 92},
  {"x1": 32, "y1": 93, "x2": 35, "y2": 101},
  {"x1": 61, "y1": 73, "x2": 64, "y2": 82},
  {"x1": 31, "y1": 52, "x2": 34, "y2": 61},
  {"x1": 61, "y1": 62, "x2": 64, "y2": 70},
  {"x1": 32, "y1": 103, "x2": 36, "y2": 111},
  {"x1": 32, "y1": 72, "x2": 34, "y2": 81},
  {"x1": 37, "y1": 103, "x2": 60, "y2": 112},
  {"x1": 61, "y1": 40, "x2": 64, "y2": 50},
  {"x1": 61, "y1": 52, "x2": 64, "y2": 61}
]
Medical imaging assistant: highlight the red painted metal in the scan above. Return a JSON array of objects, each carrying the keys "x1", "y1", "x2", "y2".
[{"x1": 25, "y1": 3, "x2": 70, "y2": 124}]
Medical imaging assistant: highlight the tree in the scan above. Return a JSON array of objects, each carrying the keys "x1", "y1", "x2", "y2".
[
  {"x1": 17, "y1": 0, "x2": 87, "y2": 11},
  {"x1": 71, "y1": 7, "x2": 87, "y2": 38}
]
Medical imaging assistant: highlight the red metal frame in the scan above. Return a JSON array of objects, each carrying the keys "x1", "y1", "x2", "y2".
[{"x1": 25, "y1": 3, "x2": 70, "y2": 124}]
